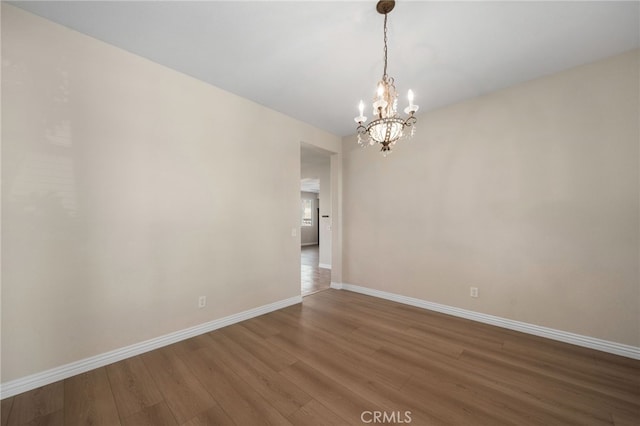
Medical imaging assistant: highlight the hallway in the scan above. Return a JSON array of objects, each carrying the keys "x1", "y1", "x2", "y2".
[{"x1": 300, "y1": 245, "x2": 330, "y2": 296}]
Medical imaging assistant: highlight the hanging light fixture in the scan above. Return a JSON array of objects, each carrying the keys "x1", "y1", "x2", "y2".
[{"x1": 354, "y1": 0, "x2": 418, "y2": 156}]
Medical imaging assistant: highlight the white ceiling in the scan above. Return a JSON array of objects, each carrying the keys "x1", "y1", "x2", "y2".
[{"x1": 11, "y1": 1, "x2": 640, "y2": 138}]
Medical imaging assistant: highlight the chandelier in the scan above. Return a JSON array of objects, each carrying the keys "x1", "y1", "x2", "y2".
[{"x1": 354, "y1": 0, "x2": 418, "y2": 155}]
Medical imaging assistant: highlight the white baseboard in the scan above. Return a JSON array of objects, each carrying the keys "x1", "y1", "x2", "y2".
[
  {"x1": 0, "y1": 295, "x2": 302, "y2": 399},
  {"x1": 301, "y1": 242, "x2": 318, "y2": 247},
  {"x1": 318, "y1": 263, "x2": 331, "y2": 270},
  {"x1": 335, "y1": 283, "x2": 640, "y2": 360}
]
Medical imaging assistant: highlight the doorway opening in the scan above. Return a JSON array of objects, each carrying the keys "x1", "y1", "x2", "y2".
[{"x1": 300, "y1": 143, "x2": 332, "y2": 296}]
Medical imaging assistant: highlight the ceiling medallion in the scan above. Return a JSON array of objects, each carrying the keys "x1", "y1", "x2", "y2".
[{"x1": 354, "y1": 0, "x2": 418, "y2": 156}]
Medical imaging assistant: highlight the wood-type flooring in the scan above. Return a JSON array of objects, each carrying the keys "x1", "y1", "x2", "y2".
[
  {"x1": 2, "y1": 289, "x2": 638, "y2": 425},
  {"x1": 301, "y1": 245, "x2": 330, "y2": 296}
]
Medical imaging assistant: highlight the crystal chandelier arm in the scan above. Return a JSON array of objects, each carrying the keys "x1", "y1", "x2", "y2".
[{"x1": 403, "y1": 114, "x2": 417, "y2": 128}]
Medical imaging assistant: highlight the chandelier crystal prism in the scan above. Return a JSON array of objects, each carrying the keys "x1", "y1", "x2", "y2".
[{"x1": 354, "y1": 0, "x2": 418, "y2": 155}]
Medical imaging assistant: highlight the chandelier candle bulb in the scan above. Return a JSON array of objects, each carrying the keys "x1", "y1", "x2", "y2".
[
  {"x1": 355, "y1": 101, "x2": 367, "y2": 124},
  {"x1": 408, "y1": 90, "x2": 414, "y2": 108}
]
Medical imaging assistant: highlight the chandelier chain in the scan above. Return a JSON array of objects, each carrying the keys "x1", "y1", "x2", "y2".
[{"x1": 382, "y1": 13, "x2": 388, "y2": 80}]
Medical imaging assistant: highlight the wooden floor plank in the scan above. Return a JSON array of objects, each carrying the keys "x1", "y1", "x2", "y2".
[
  {"x1": 268, "y1": 325, "x2": 409, "y2": 391},
  {"x1": 407, "y1": 321, "x2": 505, "y2": 352},
  {"x1": 400, "y1": 375, "x2": 512, "y2": 425},
  {"x1": 613, "y1": 410, "x2": 640, "y2": 426},
  {"x1": 179, "y1": 403, "x2": 236, "y2": 426},
  {"x1": 120, "y1": 402, "x2": 177, "y2": 426},
  {"x1": 18, "y1": 409, "x2": 63, "y2": 426},
  {"x1": 181, "y1": 346, "x2": 293, "y2": 426},
  {"x1": 140, "y1": 347, "x2": 215, "y2": 424},
  {"x1": 377, "y1": 342, "x2": 609, "y2": 425},
  {"x1": 283, "y1": 302, "x2": 364, "y2": 336},
  {"x1": 461, "y1": 346, "x2": 639, "y2": 407},
  {"x1": 274, "y1": 307, "x2": 381, "y2": 356},
  {"x1": 354, "y1": 324, "x2": 464, "y2": 360},
  {"x1": 239, "y1": 315, "x2": 283, "y2": 338},
  {"x1": 279, "y1": 360, "x2": 378, "y2": 425},
  {"x1": 286, "y1": 399, "x2": 351, "y2": 426},
  {"x1": 304, "y1": 293, "x2": 416, "y2": 333},
  {"x1": 0, "y1": 398, "x2": 12, "y2": 426},
  {"x1": 6, "y1": 382, "x2": 63, "y2": 426},
  {"x1": 105, "y1": 356, "x2": 164, "y2": 418},
  {"x1": 64, "y1": 368, "x2": 120, "y2": 426},
  {"x1": 458, "y1": 348, "x2": 637, "y2": 422},
  {"x1": 217, "y1": 323, "x2": 297, "y2": 372},
  {"x1": 207, "y1": 332, "x2": 313, "y2": 417}
]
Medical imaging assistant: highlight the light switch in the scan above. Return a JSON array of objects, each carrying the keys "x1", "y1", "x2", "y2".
[{"x1": 291, "y1": 228, "x2": 297, "y2": 237}]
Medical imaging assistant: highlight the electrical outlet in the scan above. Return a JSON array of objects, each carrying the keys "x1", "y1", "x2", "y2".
[
  {"x1": 470, "y1": 287, "x2": 479, "y2": 298},
  {"x1": 198, "y1": 296, "x2": 206, "y2": 308}
]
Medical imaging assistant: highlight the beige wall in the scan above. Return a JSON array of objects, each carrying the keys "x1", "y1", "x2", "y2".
[
  {"x1": 300, "y1": 191, "x2": 319, "y2": 245},
  {"x1": 342, "y1": 50, "x2": 639, "y2": 346},
  {"x1": 1, "y1": 5, "x2": 340, "y2": 382}
]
